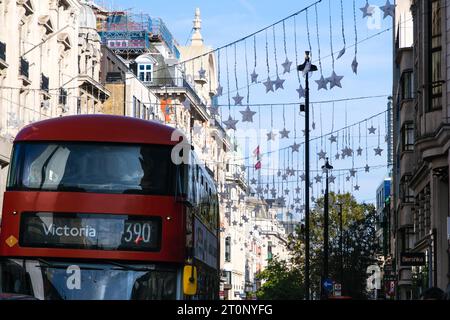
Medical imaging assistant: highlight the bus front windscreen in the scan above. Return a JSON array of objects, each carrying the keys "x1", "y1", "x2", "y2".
[{"x1": 7, "y1": 142, "x2": 177, "y2": 195}]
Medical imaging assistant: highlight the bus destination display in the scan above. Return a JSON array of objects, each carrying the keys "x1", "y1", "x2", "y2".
[{"x1": 20, "y1": 212, "x2": 161, "y2": 252}]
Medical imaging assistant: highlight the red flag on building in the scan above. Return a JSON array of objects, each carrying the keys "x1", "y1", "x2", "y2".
[{"x1": 253, "y1": 146, "x2": 261, "y2": 170}]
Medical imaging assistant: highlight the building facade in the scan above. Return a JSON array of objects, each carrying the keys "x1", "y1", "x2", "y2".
[{"x1": 392, "y1": 0, "x2": 450, "y2": 299}]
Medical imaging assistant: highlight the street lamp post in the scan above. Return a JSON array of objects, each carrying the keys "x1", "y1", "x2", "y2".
[
  {"x1": 337, "y1": 202, "x2": 344, "y2": 288},
  {"x1": 321, "y1": 157, "x2": 333, "y2": 299},
  {"x1": 298, "y1": 51, "x2": 317, "y2": 300}
]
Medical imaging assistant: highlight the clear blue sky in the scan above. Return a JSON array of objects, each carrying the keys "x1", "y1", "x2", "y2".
[{"x1": 105, "y1": 0, "x2": 394, "y2": 208}]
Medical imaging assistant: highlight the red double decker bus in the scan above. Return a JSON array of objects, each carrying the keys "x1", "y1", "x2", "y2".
[{"x1": 0, "y1": 115, "x2": 219, "y2": 300}]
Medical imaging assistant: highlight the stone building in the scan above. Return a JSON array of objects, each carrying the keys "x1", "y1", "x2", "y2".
[{"x1": 392, "y1": 0, "x2": 450, "y2": 299}]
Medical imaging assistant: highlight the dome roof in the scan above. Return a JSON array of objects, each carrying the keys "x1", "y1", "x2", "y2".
[{"x1": 79, "y1": 1, "x2": 96, "y2": 29}]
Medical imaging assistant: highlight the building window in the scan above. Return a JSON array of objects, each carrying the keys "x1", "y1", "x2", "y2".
[
  {"x1": 225, "y1": 236, "x2": 231, "y2": 262},
  {"x1": 401, "y1": 71, "x2": 414, "y2": 100},
  {"x1": 430, "y1": 0, "x2": 442, "y2": 110},
  {"x1": 400, "y1": 175, "x2": 414, "y2": 204},
  {"x1": 402, "y1": 122, "x2": 414, "y2": 151},
  {"x1": 267, "y1": 241, "x2": 273, "y2": 260},
  {"x1": 138, "y1": 63, "x2": 152, "y2": 83}
]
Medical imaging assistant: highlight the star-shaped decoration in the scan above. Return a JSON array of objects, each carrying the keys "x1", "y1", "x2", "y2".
[
  {"x1": 296, "y1": 207, "x2": 302, "y2": 214},
  {"x1": 360, "y1": 1, "x2": 374, "y2": 18},
  {"x1": 182, "y1": 99, "x2": 191, "y2": 111},
  {"x1": 282, "y1": 58, "x2": 293, "y2": 74},
  {"x1": 291, "y1": 142, "x2": 301, "y2": 153},
  {"x1": 284, "y1": 189, "x2": 290, "y2": 196},
  {"x1": 193, "y1": 123, "x2": 203, "y2": 136},
  {"x1": 352, "y1": 57, "x2": 358, "y2": 74},
  {"x1": 380, "y1": 0, "x2": 395, "y2": 19},
  {"x1": 297, "y1": 85, "x2": 305, "y2": 99},
  {"x1": 224, "y1": 116, "x2": 239, "y2": 130},
  {"x1": 239, "y1": 223, "x2": 243, "y2": 228},
  {"x1": 329, "y1": 135, "x2": 337, "y2": 143},
  {"x1": 240, "y1": 164, "x2": 247, "y2": 172},
  {"x1": 318, "y1": 150, "x2": 327, "y2": 160},
  {"x1": 350, "y1": 168, "x2": 357, "y2": 177},
  {"x1": 354, "y1": 185, "x2": 360, "y2": 191},
  {"x1": 357, "y1": 147, "x2": 363, "y2": 156},
  {"x1": 279, "y1": 128, "x2": 290, "y2": 139},
  {"x1": 314, "y1": 174, "x2": 322, "y2": 183},
  {"x1": 270, "y1": 187, "x2": 277, "y2": 197},
  {"x1": 327, "y1": 71, "x2": 344, "y2": 89},
  {"x1": 198, "y1": 68, "x2": 206, "y2": 79},
  {"x1": 277, "y1": 170, "x2": 282, "y2": 177},
  {"x1": 216, "y1": 84, "x2": 223, "y2": 97},
  {"x1": 239, "y1": 193, "x2": 246, "y2": 201},
  {"x1": 240, "y1": 106, "x2": 257, "y2": 123},
  {"x1": 345, "y1": 147, "x2": 354, "y2": 157},
  {"x1": 365, "y1": 164, "x2": 370, "y2": 173},
  {"x1": 329, "y1": 175, "x2": 336, "y2": 184},
  {"x1": 233, "y1": 93, "x2": 244, "y2": 106},
  {"x1": 232, "y1": 220, "x2": 238, "y2": 226},
  {"x1": 337, "y1": 47, "x2": 346, "y2": 60},
  {"x1": 311, "y1": 196, "x2": 316, "y2": 203},
  {"x1": 256, "y1": 186, "x2": 264, "y2": 194},
  {"x1": 232, "y1": 205, "x2": 238, "y2": 212},
  {"x1": 300, "y1": 173, "x2": 306, "y2": 181},
  {"x1": 209, "y1": 105, "x2": 220, "y2": 117},
  {"x1": 267, "y1": 131, "x2": 277, "y2": 141},
  {"x1": 274, "y1": 76, "x2": 285, "y2": 90},
  {"x1": 282, "y1": 174, "x2": 288, "y2": 181},
  {"x1": 295, "y1": 186, "x2": 301, "y2": 194},
  {"x1": 263, "y1": 77, "x2": 274, "y2": 93},
  {"x1": 277, "y1": 197, "x2": 286, "y2": 207},
  {"x1": 288, "y1": 168, "x2": 296, "y2": 177},
  {"x1": 368, "y1": 126, "x2": 376, "y2": 134},
  {"x1": 251, "y1": 69, "x2": 259, "y2": 83},
  {"x1": 374, "y1": 146, "x2": 384, "y2": 156},
  {"x1": 250, "y1": 178, "x2": 257, "y2": 185},
  {"x1": 346, "y1": 176, "x2": 350, "y2": 182},
  {"x1": 335, "y1": 153, "x2": 340, "y2": 160},
  {"x1": 315, "y1": 75, "x2": 328, "y2": 91}
]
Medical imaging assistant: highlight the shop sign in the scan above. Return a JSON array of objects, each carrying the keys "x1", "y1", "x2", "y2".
[{"x1": 400, "y1": 252, "x2": 426, "y2": 266}]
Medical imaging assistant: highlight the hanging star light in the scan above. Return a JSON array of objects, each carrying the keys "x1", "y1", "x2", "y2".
[
  {"x1": 232, "y1": 205, "x2": 238, "y2": 212},
  {"x1": 365, "y1": 164, "x2": 370, "y2": 173},
  {"x1": 327, "y1": 71, "x2": 344, "y2": 89},
  {"x1": 263, "y1": 77, "x2": 274, "y2": 93},
  {"x1": 216, "y1": 84, "x2": 223, "y2": 97},
  {"x1": 350, "y1": 168, "x2": 357, "y2": 177},
  {"x1": 267, "y1": 131, "x2": 277, "y2": 141},
  {"x1": 315, "y1": 76, "x2": 328, "y2": 91},
  {"x1": 233, "y1": 93, "x2": 244, "y2": 106},
  {"x1": 256, "y1": 186, "x2": 264, "y2": 194},
  {"x1": 314, "y1": 174, "x2": 322, "y2": 183},
  {"x1": 360, "y1": 1, "x2": 374, "y2": 18},
  {"x1": 296, "y1": 207, "x2": 302, "y2": 214},
  {"x1": 251, "y1": 69, "x2": 259, "y2": 83},
  {"x1": 279, "y1": 128, "x2": 290, "y2": 139},
  {"x1": 295, "y1": 186, "x2": 301, "y2": 194},
  {"x1": 182, "y1": 99, "x2": 191, "y2": 111},
  {"x1": 311, "y1": 196, "x2": 316, "y2": 203},
  {"x1": 352, "y1": 57, "x2": 358, "y2": 74},
  {"x1": 374, "y1": 146, "x2": 384, "y2": 156},
  {"x1": 346, "y1": 176, "x2": 350, "y2": 182},
  {"x1": 300, "y1": 173, "x2": 306, "y2": 181},
  {"x1": 284, "y1": 189, "x2": 290, "y2": 196},
  {"x1": 270, "y1": 187, "x2": 277, "y2": 198},
  {"x1": 250, "y1": 178, "x2": 257, "y2": 185},
  {"x1": 380, "y1": 0, "x2": 395, "y2": 19},
  {"x1": 209, "y1": 105, "x2": 220, "y2": 117},
  {"x1": 297, "y1": 85, "x2": 305, "y2": 99},
  {"x1": 240, "y1": 106, "x2": 257, "y2": 123},
  {"x1": 288, "y1": 168, "x2": 296, "y2": 177},
  {"x1": 318, "y1": 150, "x2": 327, "y2": 160},
  {"x1": 282, "y1": 174, "x2": 288, "y2": 181},
  {"x1": 335, "y1": 153, "x2": 340, "y2": 160},
  {"x1": 368, "y1": 126, "x2": 376, "y2": 134},
  {"x1": 291, "y1": 142, "x2": 301, "y2": 153},
  {"x1": 277, "y1": 197, "x2": 286, "y2": 207},
  {"x1": 329, "y1": 175, "x2": 336, "y2": 184},
  {"x1": 240, "y1": 164, "x2": 247, "y2": 172},
  {"x1": 329, "y1": 135, "x2": 337, "y2": 143},
  {"x1": 224, "y1": 116, "x2": 239, "y2": 130},
  {"x1": 193, "y1": 123, "x2": 203, "y2": 136},
  {"x1": 282, "y1": 58, "x2": 292, "y2": 74},
  {"x1": 357, "y1": 147, "x2": 363, "y2": 156},
  {"x1": 274, "y1": 76, "x2": 285, "y2": 90},
  {"x1": 354, "y1": 185, "x2": 360, "y2": 191},
  {"x1": 198, "y1": 68, "x2": 206, "y2": 79},
  {"x1": 232, "y1": 220, "x2": 238, "y2": 226}
]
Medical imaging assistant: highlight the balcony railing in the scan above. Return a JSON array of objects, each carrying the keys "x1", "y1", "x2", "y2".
[
  {"x1": 20, "y1": 57, "x2": 29, "y2": 79},
  {"x1": 0, "y1": 41, "x2": 6, "y2": 62}
]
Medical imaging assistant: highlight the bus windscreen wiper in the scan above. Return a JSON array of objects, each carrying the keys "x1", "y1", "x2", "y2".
[{"x1": 104, "y1": 260, "x2": 155, "y2": 272}]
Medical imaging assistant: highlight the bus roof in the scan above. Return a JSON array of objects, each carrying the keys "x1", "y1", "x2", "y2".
[{"x1": 15, "y1": 115, "x2": 181, "y2": 146}]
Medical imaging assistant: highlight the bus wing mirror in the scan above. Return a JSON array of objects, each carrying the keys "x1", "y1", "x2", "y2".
[{"x1": 183, "y1": 265, "x2": 197, "y2": 296}]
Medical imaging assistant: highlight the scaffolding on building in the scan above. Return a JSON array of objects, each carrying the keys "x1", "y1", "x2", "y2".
[{"x1": 97, "y1": 11, "x2": 180, "y2": 58}]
